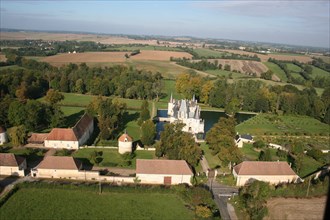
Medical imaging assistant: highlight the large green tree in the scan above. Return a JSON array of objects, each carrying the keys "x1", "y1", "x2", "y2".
[
  {"x1": 138, "y1": 100, "x2": 150, "y2": 125},
  {"x1": 45, "y1": 89, "x2": 64, "y2": 105},
  {"x1": 156, "y1": 123, "x2": 202, "y2": 167},
  {"x1": 140, "y1": 120, "x2": 156, "y2": 146},
  {"x1": 7, "y1": 125, "x2": 27, "y2": 146}
]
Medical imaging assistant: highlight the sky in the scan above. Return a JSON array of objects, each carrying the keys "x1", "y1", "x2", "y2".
[{"x1": 0, "y1": 0, "x2": 329, "y2": 48}]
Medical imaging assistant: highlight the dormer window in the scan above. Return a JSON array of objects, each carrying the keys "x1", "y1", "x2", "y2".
[{"x1": 124, "y1": 138, "x2": 128, "y2": 142}]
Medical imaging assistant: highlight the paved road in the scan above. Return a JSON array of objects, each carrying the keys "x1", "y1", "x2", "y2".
[
  {"x1": 200, "y1": 155, "x2": 210, "y2": 173},
  {"x1": 206, "y1": 179, "x2": 239, "y2": 220},
  {"x1": 0, "y1": 176, "x2": 35, "y2": 197}
]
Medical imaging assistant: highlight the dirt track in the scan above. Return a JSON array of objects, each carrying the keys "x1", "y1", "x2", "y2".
[{"x1": 265, "y1": 197, "x2": 327, "y2": 220}]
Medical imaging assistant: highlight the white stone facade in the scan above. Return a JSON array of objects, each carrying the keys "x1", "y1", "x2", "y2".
[
  {"x1": 0, "y1": 132, "x2": 7, "y2": 145},
  {"x1": 118, "y1": 141, "x2": 132, "y2": 154},
  {"x1": 168, "y1": 95, "x2": 204, "y2": 139},
  {"x1": 44, "y1": 140, "x2": 79, "y2": 149},
  {"x1": 233, "y1": 169, "x2": 299, "y2": 186},
  {"x1": 0, "y1": 160, "x2": 26, "y2": 176},
  {"x1": 137, "y1": 173, "x2": 192, "y2": 185}
]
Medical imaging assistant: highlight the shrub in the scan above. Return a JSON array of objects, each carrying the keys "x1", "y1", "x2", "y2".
[
  {"x1": 195, "y1": 205, "x2": 212, "y2": 218},
  {"x1": 253, "y1": 140, "x2": 266, "y2": 149}
]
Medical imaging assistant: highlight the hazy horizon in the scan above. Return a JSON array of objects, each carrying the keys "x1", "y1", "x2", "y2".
[{"x1": 1, "y1": 1, "x2": 329, "y2": 48}]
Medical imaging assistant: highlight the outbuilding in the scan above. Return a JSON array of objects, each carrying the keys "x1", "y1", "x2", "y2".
[
  {"x1": 0, "y1": 126, "x2": 7, "y2": 145},
  {"x1": 118, "y1": 133, "x2": 133, "y2": 154},
  {"x1": 233, "y1": 161, "x2": 299, "y2": 186},
  {"x1": 136, "y1": 159, "x2": 193, "y2": 185},
  {"x1": 0, "y1": 153, "x2": 26, "y2": 176}
]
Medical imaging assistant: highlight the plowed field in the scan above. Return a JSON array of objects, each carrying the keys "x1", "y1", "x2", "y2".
[
  {"x1": 41, "y1": 50, "x2": 192, "y2": 65},
  {"x1": 265, "y1": 197, "x2": 326, "y2": 220}
]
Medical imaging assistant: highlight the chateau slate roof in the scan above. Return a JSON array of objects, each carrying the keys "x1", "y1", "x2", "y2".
[
  {"x1": 0, "y1": 153, "x2": 25, "y2": 167},
  {"x1": 240, "y1": 134, "x2": 253, "y2": 140},
  {"x1": 118, "y1": 133, "x2": 133, "y2": 142},
  {"x1": 234, "y1": 161, "x2": 297, "y2": 176},
  {"x1": 73, "y1": 113, "x2": 93, "y2": 140},
  {"x1": 36, "y1": 156, "x2": 81, "y2": 170},
  {"x1": 136, "y1": 159, "x2": 193, "y2": 175}
]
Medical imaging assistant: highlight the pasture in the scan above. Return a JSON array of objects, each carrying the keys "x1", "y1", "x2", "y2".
[
  {"x1": 236, "y1": 114, "x2": 330, "y2": 136},
  {"x1": 0, "y1": 186, "x2": 194, "y2": 220},
  {"x1": 194, "y1": 48, "x2": 226, "y2": 57},
  {"x1": 311, "y1": 66, "x2": 330, "y2": 78},
  {"x1": 264, "y1": 62, "x2": 288, "y2": 82},
  {"x1": 73, "y1": 148, "x2": 155, "y2": 168},
  {"x1": 205, "y1": 69, "x2": 246, "y2": 79}
]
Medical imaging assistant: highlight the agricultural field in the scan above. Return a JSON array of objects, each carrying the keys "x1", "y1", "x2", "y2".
[
  {"x1": 236, "y1": 114, "x2": 330, "y2": 136},
  {"x1": 73, "y1": 148, "x2": 155, "y2": 168},
  {"x1": 205, "y1": 69, "x2": 247, "y2": 79},
  {"x1": 0, "y1": 187, "x2": 194, "y2": 220},
  {"x1": 263, "y1": 62, "x2": 288, "y2": 82},
  {"x1": 265, "y1": 197, "x2": 326, "y2": 220},
  {"x1": 0, "y1": 53, "x2": 6, "y2": 62},
  {"x1": 310, "y1": 66, "x2": 330, "y2": 78},
  {"x1": 194, "y1": 48, "x2": 226, "y2": 57},
  {"x1": 41, "y1": 50, "x2": 192, "y2": 66},
  {"x1": 218, "y1": 49, "x2": 313, "y2": 63},
  {"x1": 286, "y1": 63, "x2": 302, "y2": 73},
  {"x1": 207, "y1": 59, "x2": 268, "y2": 77},
  {"x1": 104, "y1": 45, "x2": 184, "y2": 52}
]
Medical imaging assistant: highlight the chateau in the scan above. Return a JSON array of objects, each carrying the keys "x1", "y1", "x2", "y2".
[{"x1": 167, "y1": 94, "x2": 204, "y2": 140}]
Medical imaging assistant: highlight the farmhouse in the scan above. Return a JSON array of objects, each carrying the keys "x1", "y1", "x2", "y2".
[
  {"x1": 31, "y1": 156, "x2": 98, "y2": 180},
  {"x1": 44, "y1": 113, "x2": 93, "y2": 149},
  {"x1": 136, "y1": 159, "x2": 193, "y2": 185},
  {"x1": 0, "y1": 153, "x2": 27, "y2": 176},
  {"x1": 0, "y1": 126, "x2": 7, "y2": 145},
  {"x1": 233, "y1": 161, "x2": 299, "y2": 186},
  {"x1": 27, "y1": 133, "x2": 49, "y2": 145},
  {"x1": 168, "y1": 95, "x2": 204, "y2": 140},
  {"x1": 235, "y1": 134, "x2": 253, "y2": 148},
  {"x1": 118, "y1": 133, "x2": 133, "y2": 154}
]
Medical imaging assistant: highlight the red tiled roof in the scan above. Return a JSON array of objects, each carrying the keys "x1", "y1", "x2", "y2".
[
  {"x1": 136, "y1": 159, "x2": 193, "y2": 175},
  {"x1": 0, "y1": 153, "x2": 25, "y2": 167},
  {"x1": 234, "y1": 161, "x2": 297, "y2": 176},
  {"x1": 46, "y1": 113, "x2": 93, "y2": 142},
  {"x1": 28, "y1": 133, "x2": 49, "y2": 144},
  {"x1": 36, "y1": 156, "x2": 81, "y2": 170},
  {"x1": 73, "y1": 113, "x2": 93, "y2": 140},
  {"x1": 46, "y1": 128, "x2": 78, "y2": 141},
  {"x1": 118, "y1": 133, "x2": 133, "y2": 142}
]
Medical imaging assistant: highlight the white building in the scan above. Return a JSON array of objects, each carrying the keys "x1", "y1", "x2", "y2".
[
  {"x1": 0, "y1": 153, "x2": 26, "y2": 176},
  {"x1": 233, "y1": 161, "x2": 300, "y2": 186},
  {"x1": 136, "y1": 159, "x2": 193, "y2": 185},
  {"x1": 31, "y1": 156, "x2": 99, "y2": 180},
  {"x1": 118, "y1": 133, "x2": 133, "y2": 154},
  {"x1": 235, "y1": 134, "x2": 254, "y2": 148},
  {"x1": 44, "y1": 113, "x2": 94, "y2": 149},
  {"x1": 167, "y1": 95, "x2": 204, "y2": 140},
  {"x1": 0, "y1": 126, "x2": 7, "y2": 145}
]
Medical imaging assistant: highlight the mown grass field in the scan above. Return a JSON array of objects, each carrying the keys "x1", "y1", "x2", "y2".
[
  {"x1": 263, "y1": 62, "x2": 288, "y2": 82},
  {"x1": 194, "y1": 48, "x2": 226, "y2": 57},
  {"x1": 240, "y1": 143, "x2": 282, "y2": 161},
  {"x1": 236, "y1": 114, "x2": 329, "y2": 135},
  {"x1": 205, "y1": 69, "x2": 247, "y2": 79},
  {"x1": 311, "y1": 66, "x2": 330, "y2": 78},
  {"x1": 0, "y1": 187, "x2": 194, "y2": 220},
  {"x1": 73, "y1": 148, "x2": 155, "y2": 168},
  {"x1": 286, "y1": 63, "x2": 302, "y2": 73}
]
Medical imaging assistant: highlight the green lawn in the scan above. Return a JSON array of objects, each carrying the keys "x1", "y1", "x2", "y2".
[
  {"x1": 286, "y1": 63, "x2": 302, "y2": 72},
  {"x1": 236, "y1": 114, "x2": 330, "y2": 135},
  {"x1": 161, "y1": 79, "x2": 184, "y2": 101},
  {"x1": 59, "y1": 93, "x2": 94, "y2": 106},
  {"x1": 73, "y1": 148, "x2": 155, "y2": 168},
  {"x1": 263, "y1": 62, "x2": 288, "y2": 82},
  {"x1": 240, "y1": 143, "x2": 282, "y2": 161},
  {"x1": 0, "y1": 187, "x2": 194, "y2": 220},
  {"x1": 194, "y1": 48, "x2": 226, "y2": 58},
  {"x1": 311, "y1": 66, "x2": 330, "y2": 78},
  {"x1": 200, "y1": 143, "x2": 222, "y2": 170},
  {"x1": 205, "y1": 69, "x2": 247, "y2": 79},
  {"x1": 299, "y1": 156, "x2": 323, "y2": 178},
  {"x1": 60, "y1": 106, "x2": 86, "y2": 116}
]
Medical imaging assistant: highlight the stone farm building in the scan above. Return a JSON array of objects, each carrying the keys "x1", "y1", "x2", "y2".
[
  {"x1": 136, "y1": 159, "x2": 193, "y2": 185},
  {"x1": 45, "y1": 113, "x2": 93, "y2": 149},
  {"x1": 118, "y1": 133, "x2": 133, "y2": 154},
  {"x1": 233, "y1": 161, "x2": 300, "y2": 186},
  {"x1": 167, "y1": 95, "x2": 204, "y2": 140},
  {"x1": 0, "y1": 153, "x2": 27, "y2": 176},
  {"x1": 31, "y1": 156, "x2": 98, "y2": 180}
]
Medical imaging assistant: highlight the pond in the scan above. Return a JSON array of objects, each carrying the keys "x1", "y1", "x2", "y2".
[{"x1": 156, "y1": 109, "x2": 255, "y2": 139}]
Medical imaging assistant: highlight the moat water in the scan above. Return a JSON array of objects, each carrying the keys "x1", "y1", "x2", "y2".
[{"x1": 156, "y1": 109, "x2": 256, "y2": 139}]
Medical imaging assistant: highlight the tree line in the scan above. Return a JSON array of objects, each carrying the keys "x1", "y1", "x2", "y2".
[{"x1": 175, "y1": 73, "x2": 330, "y2": 124}]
